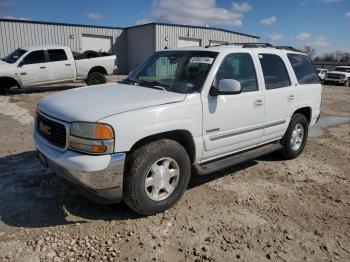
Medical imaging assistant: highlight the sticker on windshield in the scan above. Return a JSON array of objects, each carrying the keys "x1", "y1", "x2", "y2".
[{"x1": 190, "y1": 57, "x2": 214, "y2": 64}]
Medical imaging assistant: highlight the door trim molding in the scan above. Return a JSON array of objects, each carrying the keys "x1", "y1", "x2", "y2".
[{"x1": 209, "y1": 119, "x2": 286, "y2": 142}]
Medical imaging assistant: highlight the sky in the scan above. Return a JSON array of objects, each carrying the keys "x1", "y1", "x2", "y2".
[{"x1": 0, "y1": 0, "x2": 349, "y2": 55}]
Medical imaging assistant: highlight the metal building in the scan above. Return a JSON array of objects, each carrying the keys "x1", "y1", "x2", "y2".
[{"x1": 0, "y1": 19, "x2": 259, "y2": 73}]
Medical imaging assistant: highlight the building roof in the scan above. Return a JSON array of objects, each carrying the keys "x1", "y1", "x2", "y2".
[{"x1": 0, "y1": 18, "x2": 260, "y2": 39}]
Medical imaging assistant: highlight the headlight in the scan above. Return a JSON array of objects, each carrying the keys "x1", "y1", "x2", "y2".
[
  {"x1": 69, "y1": 122, "x2": 114, "y2": 154},
  {"x1": 341, "y1": 74, "x2": 346, "y2": 79}
]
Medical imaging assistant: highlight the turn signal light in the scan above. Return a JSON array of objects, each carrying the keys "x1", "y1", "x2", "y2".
[{"x1": 95, "y1": 124, "x2": 114, "y2": 139}]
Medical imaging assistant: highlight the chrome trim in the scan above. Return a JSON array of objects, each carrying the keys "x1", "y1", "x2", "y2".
[
  {"x1": 46, "y1": 152, "x2": 126, "y2": 192},
  {"x1": 209, "y1": 119, "x2": 287, "y2": 142},
  {"x1": 69, "y1": 135, "x2": 114, "y2": 154},
  {"x1": 36, "y1": 110, "x2": 70, "y2": 152}
]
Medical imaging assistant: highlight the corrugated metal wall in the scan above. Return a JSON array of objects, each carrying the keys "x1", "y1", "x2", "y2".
[
  {"x1": 0, "y1": 20, "x2": 259, "y2": 74},
  {"x1": 155, "y1": 24, "x2": 258, "y2": 50},
  {"x1": 0, "y1": 20, "x2": 128, "y2": 72},
  {"x1": 126, "y1": 24, "x2": 156, "y2": 72}
]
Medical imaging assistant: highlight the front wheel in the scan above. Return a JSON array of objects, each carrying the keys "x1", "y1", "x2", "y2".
[
  {"x1": 86, "y1": 72, "x2": 107, "y2": 85},
  {"x1": 123, "y1": 139, "x2": 191, "y2": 216},
  {"x1": 280, "y1": 113, "x2": 309, "y2": 160}
]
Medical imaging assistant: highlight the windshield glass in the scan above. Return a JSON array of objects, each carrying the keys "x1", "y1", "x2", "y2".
[
  {"x1": 127, "y1": 51, "x2": 218, "y2": 93},
  {"x1": 335, "y1": 67, "x2": 350, "y2": 73},
  {"x1": 2, "y1": 48, "x2": 27, "y2": 64}
]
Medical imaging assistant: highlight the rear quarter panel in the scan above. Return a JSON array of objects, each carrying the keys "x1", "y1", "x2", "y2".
[{"x1": 75, "y1": 55, "x2": 116, "y2": 79}]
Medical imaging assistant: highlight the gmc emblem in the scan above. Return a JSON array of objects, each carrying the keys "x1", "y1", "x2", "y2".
[{"x1": 39, "y1": 122, "x2": 52, "y2": 136}]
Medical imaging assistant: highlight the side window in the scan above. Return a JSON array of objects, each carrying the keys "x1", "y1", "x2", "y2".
[
  {"x1": 287, "y1": 54, "x2": 320, "y2": 84},
  {"x1": 259, "y1": 54, "x2": 291, "y2": 90},
  {"x1": 48, "y1": 49, "x2": 68, "y2": 62},
  {"x1": 216, "y1": 53, "x2": 258, "y2": 92},
  {"x1": 22, "y1": 50, "x2": 46, "y2": 65}
]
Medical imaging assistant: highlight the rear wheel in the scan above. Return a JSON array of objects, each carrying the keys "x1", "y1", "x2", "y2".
[
  {"x1": 123, "y1": 139, "x2": 191, "y2": 216},
  {"x1": 345, "y1": 79, "x2": 350, "y2": 87},
  {"x1": 86, "y1": 72, "x2": 107, "y2": 85},
  {"x1": 280, "y1": 113, "x2": 309, "y2": 160}
]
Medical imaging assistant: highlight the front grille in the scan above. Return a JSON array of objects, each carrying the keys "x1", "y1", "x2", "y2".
[
  {"x1": 327, "y1": 73, "x2": 341, "y2": 79},
  {"x1": 37, "y1": 114, "x2": 67, "y2": 148}
]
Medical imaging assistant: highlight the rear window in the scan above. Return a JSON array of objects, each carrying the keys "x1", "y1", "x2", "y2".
[
  {"x1": 259, "y1": 54, "x2": 291, "y2": 90},
  {"x1": 48, "y1": 49, "x2": 68, "y2": 62},
  {"x1": 287, "y1": 54, "x2": 319, "y2": 84}
]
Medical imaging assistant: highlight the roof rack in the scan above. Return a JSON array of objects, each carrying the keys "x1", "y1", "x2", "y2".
[
  {"x1": 205, "y1": 42, "x2": 304, "y2": 53},
  {"x1": 234, "y1": 43, "x2": 274, "y2": 48},
  {"x1": 275, "y1": 46, "x2": 302, "y2": 52}
]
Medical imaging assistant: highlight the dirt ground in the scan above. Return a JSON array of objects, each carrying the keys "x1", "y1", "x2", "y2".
[{"x1": 0, "y1": 82, "x2": 349, "y2": 262}]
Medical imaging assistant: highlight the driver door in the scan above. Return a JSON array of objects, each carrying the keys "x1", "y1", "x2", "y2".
[
  {"x1": 18, "y1": 50, "x2": 49, "y2": 86},
  {"x1": 201, "y1": 52, "x2": 264, "y2": 160}
]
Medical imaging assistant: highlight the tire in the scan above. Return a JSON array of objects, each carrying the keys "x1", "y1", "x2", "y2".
[
  {"x1": 0, "y1": 86, "x2": 10, "y2": 95},
  {"x1": 86, "y1": 72, "x2": 107, "y2": 85},
  {"x1": 280, "y1": 113, "x2": 309, "y2": 160},
  {"x1": 345, "y1": 79, "x2": 350, "y2": 87},
  {"x1": 123, "y1": 139, "x2": 191, "y2": 216}
]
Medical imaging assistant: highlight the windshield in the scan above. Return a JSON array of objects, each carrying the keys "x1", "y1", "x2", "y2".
[
  {"x1": 2, "y1": 48, "x2": 27, "y2": 64},
  {"x1": 126, "y1": 51, "x2": 218, "y2": 93},
  {"x1": 334, "y1": 67, "x2": 350, "y2": 73}
]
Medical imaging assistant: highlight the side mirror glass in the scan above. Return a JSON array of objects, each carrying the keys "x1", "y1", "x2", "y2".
[{"x1": 210, "y1": 79, "x2": 242, "y2": 96}]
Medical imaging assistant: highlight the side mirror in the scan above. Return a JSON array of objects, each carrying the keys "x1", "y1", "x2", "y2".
[{"x1": 210, "y1": 79, "x2": 242, "y2": 96}]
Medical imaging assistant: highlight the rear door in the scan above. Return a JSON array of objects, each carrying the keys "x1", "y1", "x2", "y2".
[
  {"x1": 257, "y1": 53, "x2": 298, "y2": 142},
  {"x1": 47, "y1": 49, "x2": 75, "y2": 82},
  {"x1": 18, "y1": 50, "x2": 49, "y2": 86}
]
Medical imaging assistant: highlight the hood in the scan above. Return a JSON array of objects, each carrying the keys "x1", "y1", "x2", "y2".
[{"x1": 37, "y1": 83, "x2": 186, "y2": 122}]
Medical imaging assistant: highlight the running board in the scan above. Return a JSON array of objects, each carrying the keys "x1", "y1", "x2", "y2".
[{"x1": 195, "y1": 142, "x2": 283, "y2": 176}]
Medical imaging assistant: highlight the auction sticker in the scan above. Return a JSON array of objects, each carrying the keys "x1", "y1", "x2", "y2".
[{"x1": 190, "y1": 57, "x2": 214, "y2": 64}]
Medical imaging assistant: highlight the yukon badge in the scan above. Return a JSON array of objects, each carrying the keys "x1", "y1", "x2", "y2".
[{"x1": 206, "y1": 128, "x2": 220, "y2": 133}]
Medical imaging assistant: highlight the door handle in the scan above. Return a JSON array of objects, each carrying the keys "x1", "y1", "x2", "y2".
[
  {"x1": 287, "y1": 95, "x2": 295, "y2": 101},
  {"x1": 254, "y1": 99, "x2": 264, "y2": 108},
  {"x1": 65, "y1": 63, "x2": 72, "y2": 66},
  {"x1": 40, "y1": 66, "x2": 47, "y2": 69},
  {"x1": 20, "y1": 72, "x2": 27, "y2": 75}
]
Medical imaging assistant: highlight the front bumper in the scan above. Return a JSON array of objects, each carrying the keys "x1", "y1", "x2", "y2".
[
  {"x1": 324, "y1": 78, "x2": 346, "y2": 84},
  {"x1": 34, "y1": 132, "x2": 126, "y2": 204}
]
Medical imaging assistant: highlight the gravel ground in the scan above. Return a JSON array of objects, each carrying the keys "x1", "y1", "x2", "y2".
[{"x1": 0, "y1": 82, "x2": 349, "y2": 262}]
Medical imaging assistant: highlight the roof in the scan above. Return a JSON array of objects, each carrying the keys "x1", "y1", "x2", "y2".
[
  {"x1": 21, "y1": 44, "x2": 67, "y2": 51},
  {"x1": 160, "y1": 45, "x2": 305, "y2": 55},
  {"x1": 126, "y1": 22, "x2": 260, "y2": 39},
  {"x1": 0, "y1": 18, "x2": 259, "y2": 39}
]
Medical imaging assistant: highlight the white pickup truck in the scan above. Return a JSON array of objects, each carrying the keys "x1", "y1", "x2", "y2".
[
  {"x1": 34, "y1": 44, "x2": 322, "y2": 215},
  {"x1": 0, "y1": 45, "x2": 116, "y2": 94},
  {"x1": 324, "y1": 66, "x2": 350, "y2": 86}
]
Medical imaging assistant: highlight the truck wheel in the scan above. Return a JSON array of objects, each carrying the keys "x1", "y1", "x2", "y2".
[
  {"x1": 345, "y1": 79, "x2": 350, "y2": 87},
  {"x1": 0, "y1": 86, "x2": 10, "y2": 95},
  {"x1": 124, "y1": 139, "x2": 191, "y2": 216},
  {"x1": 280, "y1": 113, "x2": 309, "y2": 160},
  {"x1": 86, "y1": 72, "x2": 107, "y2": 85}
]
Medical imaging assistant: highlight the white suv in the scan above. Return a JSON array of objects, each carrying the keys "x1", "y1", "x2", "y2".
[{"x1": 34, "y1": 43, "x2": 322, "y2": 215}]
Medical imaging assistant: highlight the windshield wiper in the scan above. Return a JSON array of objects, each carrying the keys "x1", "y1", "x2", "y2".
[
  {"x1": 137, "y1": 80, "x2": 169, "y2": 91},
  {"x1": 118, "y1": 78, "x2": 139, "y2": 85}
]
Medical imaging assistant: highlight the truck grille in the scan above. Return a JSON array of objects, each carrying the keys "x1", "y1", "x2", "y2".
[
  {"x1": 37, "y1": 114, "x2": 67, "y2": 149},
  {"x1": 327, "y1": 73, "x2": 342, "y2": 79}
]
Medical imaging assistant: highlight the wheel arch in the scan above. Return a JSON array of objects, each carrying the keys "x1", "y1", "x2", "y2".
[
  {"x1": 293, "y1": 107, "x2": 312, "y2": 124},
  {"x1": 129, "y1": 130, "x2": 196, "y2": 164},
  {"x1": 0, "y1": 76, "x2": 21, "y2": 88},
  {"x1": 88, "y1": 66, "x2": 107, "y2": 76}
]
